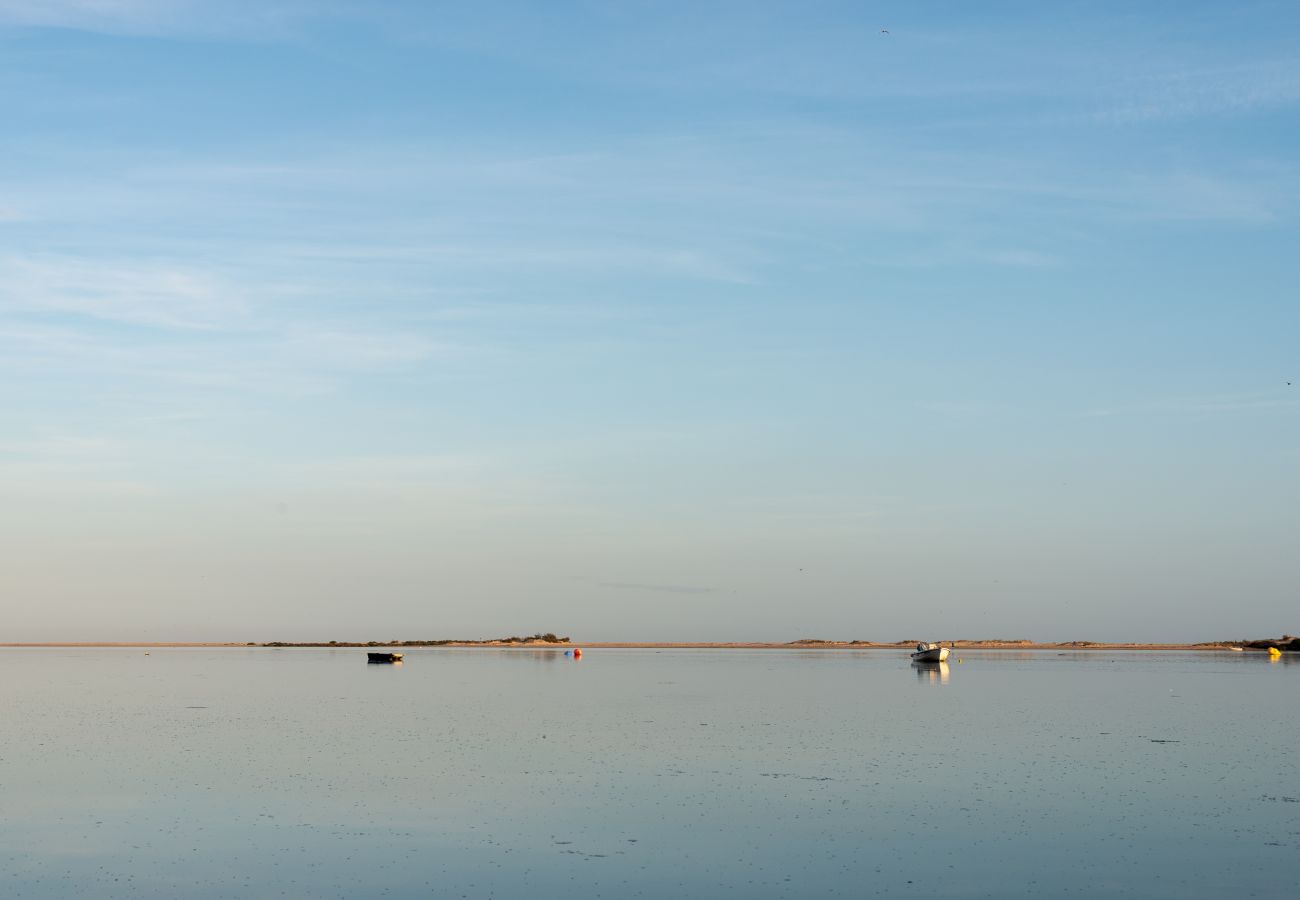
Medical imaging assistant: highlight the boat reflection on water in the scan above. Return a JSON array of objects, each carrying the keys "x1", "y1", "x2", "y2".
[{"x1": 913, "y1": 660, "x2": 950, "y2": 684}]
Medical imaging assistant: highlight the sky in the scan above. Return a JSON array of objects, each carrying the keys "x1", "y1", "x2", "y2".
[{"x1": 1, "y1": 0, "x2": 1297, "y2": 642}]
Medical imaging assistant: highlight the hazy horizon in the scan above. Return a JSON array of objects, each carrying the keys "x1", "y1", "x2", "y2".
[{"x1": 3, "y1": 2, "x2": 1297, "y2": 643}]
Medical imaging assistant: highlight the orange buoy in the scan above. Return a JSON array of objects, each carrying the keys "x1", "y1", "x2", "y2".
[{"x1": 572, "y1": 648, "x2": 582, "y2": 659}]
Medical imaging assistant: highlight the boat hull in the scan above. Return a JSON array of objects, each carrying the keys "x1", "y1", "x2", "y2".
[{"x1": 910, "y1": 646, "x2": 949, "y2": 662}]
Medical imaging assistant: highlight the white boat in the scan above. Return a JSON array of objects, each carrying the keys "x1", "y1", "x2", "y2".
[{"x1": 910, "y1": 642, "x2": 949, "y2": 662}]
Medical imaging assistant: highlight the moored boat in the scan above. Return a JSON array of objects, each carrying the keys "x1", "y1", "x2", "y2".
[
  {"x1": 910, "y1": 642, "x2": 949, "y2": 662},
  {"x1": 367, "y1": 651, "x2": 403, "y2": 663}
]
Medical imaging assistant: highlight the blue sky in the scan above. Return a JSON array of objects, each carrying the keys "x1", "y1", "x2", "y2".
[{"x1": 2, "y1": 1, "x2": 1297, "y2": 641}]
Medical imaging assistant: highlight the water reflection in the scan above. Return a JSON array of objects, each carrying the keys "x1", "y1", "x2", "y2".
[
  {"x1": 913, "y1": 660, "x2": 950, "y2": 684},
  {"x1": 2, "y1": 647, "x2": 1297, "y2": 900}
]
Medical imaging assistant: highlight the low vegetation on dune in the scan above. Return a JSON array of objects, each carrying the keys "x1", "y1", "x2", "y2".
[
  {"x1": 260, "y1": 632, "x2": 571, "y2": 648},
  {"x1": 1240, "y1": 635, "x2": 1299, "y2": 650}
]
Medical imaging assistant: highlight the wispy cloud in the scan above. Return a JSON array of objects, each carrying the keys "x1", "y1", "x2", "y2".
[
  {"x1": 280, "y1": 329, "x2": 443, "y2": 370},
  {"x1": 923, "y1": 401, "x2": 998, "y2": 419},
  {"x1": 1099, "y1": 60, "x2": 1300, "y2": 124},
  {"x1": 598, "y1": 581, "x2": 716, "y2": 595},
  {"x1": 0, "y1": 0, "x2": 337, "y2": 39},
  {"x1": 281, "y1": 454, "x2": 493, "y2": 489},
  {"x1": 0, "y1": 313, "x2": 450, "y2": 398},
  {"x1": 854, "y1": 245, "x2": 1064, "y2": 270},
  {"x1": 1082, "y1": 392, "x2": 1300, "y2": 418},
  {"x1": 0, "y1": 434, "x2": 123, "y2": 459},
  {"x1": 868, "y1": 160, "x2": 1295, "y2": 227},
  {"x1": 0, "y1": 464, "x2": 151, "y2": 496},
  {"x1": 277, "y1": 241, "x2": 757, "y2": 283},
  {"x1": 0, "y1": 255, "x2": 247, "y2": 330},
  {"x1": 0, "y1": 432, "x2": 149, "y2": 497},
  {"x1": 0, "y1": 0, "x2": 209, "y2": 34}
]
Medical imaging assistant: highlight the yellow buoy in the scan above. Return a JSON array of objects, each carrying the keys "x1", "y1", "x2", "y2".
[{"x1": 1268, "y1": 647, "x2": 1282, "y2": 659}]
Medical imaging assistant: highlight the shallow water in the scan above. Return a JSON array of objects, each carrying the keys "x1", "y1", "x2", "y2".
[{"x1": 1, "y1": 648, "x2": 1296, "y2": 898}]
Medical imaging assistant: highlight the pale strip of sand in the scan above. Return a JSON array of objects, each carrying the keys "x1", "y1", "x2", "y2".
[{"x1": 0, "y1": 642, "x2": 252, "y2": 647}]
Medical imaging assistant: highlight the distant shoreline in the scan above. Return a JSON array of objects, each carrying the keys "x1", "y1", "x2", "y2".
[{"x1": 0, "y1": 639, "x2": 1288, "y2": 651}]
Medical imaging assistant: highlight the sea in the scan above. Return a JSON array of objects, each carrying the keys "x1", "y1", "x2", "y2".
[{"x1": 1, "y1": 647, "x2": 1296, "y2": 898}]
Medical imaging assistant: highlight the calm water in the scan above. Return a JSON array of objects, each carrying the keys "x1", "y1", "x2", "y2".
[{"x1": 1, "y1": 648, "x2": 1296, "y2": 898}]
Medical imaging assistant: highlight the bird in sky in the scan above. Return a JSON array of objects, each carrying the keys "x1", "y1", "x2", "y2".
[{"x1": 881, "y1": 28, "x2": 890, "y2": 34}]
